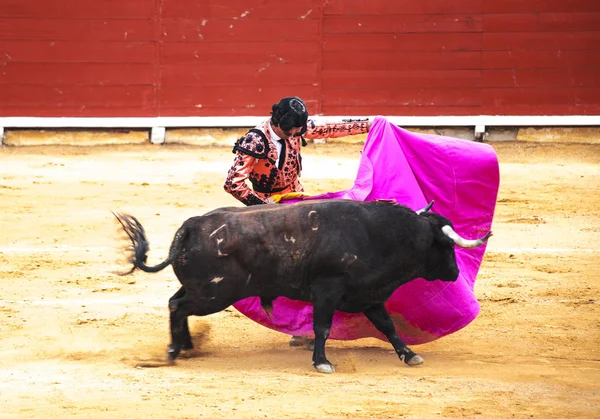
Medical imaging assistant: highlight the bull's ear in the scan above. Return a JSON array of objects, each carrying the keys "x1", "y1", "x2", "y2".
[{"x1": 416, "y1": 200, "x2": 434, "y2": 215}]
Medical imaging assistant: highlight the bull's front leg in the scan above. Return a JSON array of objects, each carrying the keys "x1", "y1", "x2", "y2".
[{"x1": 363, "y1": 303, "x2": 424, "y2": 366}]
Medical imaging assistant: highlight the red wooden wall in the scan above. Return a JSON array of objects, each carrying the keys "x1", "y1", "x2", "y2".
[{"x1": 1, "y1": 0, "x2": 598, "y2": 118}]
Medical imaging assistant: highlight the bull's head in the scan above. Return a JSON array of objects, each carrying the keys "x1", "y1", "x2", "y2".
[{"x1": 419, "y1": 212, "x2": 492, "y2": 282}]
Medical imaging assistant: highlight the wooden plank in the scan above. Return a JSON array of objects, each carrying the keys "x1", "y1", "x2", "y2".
[
  {"x1": 159, "y1": 85, "x2": 320, "y2": 109},
  {"x1": 481, "y1": 87, "x2": 600, "y2": 106},
  {"x1": 484, "y1": 31, "x2": 600, "y2": 51},
  {"x1": 161, "y1": 0, "x2": 322, "y2": 19},
  {"x1": 0, "y1": 0, "x2": 155, "y2": 18},
  {"x1": 483, "y1": 0, "x2": 600, "y2": 14},
  {"x1": 159, "y1": 97, "x2": 321, "y2": 116},
  {"x1": 0, "y1": 85, "x2": 155, "y2": 108},
  {"x1": 159, "y1": 41, "x2": 320, "y2": 64},
  {"x1": 321, "y1": 105, "x2": 483, "y2": 116},
  {"x1": 480, "y1": 104, "x2": 600, "y2": 115},
  {"x1": 323, "y1": 70, "x2": 482, "y2": 88},
  {"x1": 0, "y1": 18, "x2": 155, "y2": 41},
  {"x1": 0, "y1": 40, "x2": 156, "y2": 63},
  {"x1": 158, "y1": 104, "x2": 325, "y2": 117},
  {"x1": 324, "y1": 14, "x2": 483, "y2": 33},
  {"x1": 323, "y1": 51, "x2": 481, "y2": 71},
  {"x1": 482, "y1": 50, "x2": 600, "y2": 69},
  {"x1": 323, "y1": 88, "x2": 481, "y2": 107},
  {"x1": 0, "y1": 63, "x2": 155, "y2": 85},
  {"x1": 159, "y1": 41, "x2": 320, "y2": 57},
  {"x1": 566, "y1": 88, "x2": 600, "y2": 105},
  {"x1": 0, "y1": 106, "x2": 157, "y2": 117},
  {"x1": 324, "y1": 33, "x2": 482, "y2": 52},
  {"x1": 483, "y1": 13, "x2": 600, "y2": 32},
  {"x1": 482, "y1": 69, "x2": 600, "y2": 87},
  {"x1": 160, "y1": 63, "x2": 319, "y2": 86},
  {"x1": 324, "y1": 0, "x2": 483, "y2": 15},
  {"x1": 161, "y1": 18, "x2": 320, "y2": 42}
]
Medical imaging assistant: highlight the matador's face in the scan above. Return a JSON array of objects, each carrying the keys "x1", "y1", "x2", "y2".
[{"x1": 273, "y1": 123, "x2": 303, "y2": 140}]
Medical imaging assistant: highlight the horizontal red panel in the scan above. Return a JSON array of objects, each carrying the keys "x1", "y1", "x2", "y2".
[
  {"x1": 0, "y1": 106, "x2": 157, "y2": 117},
  {"x1": 482, "y1": 50, "x2": 600, "y2": 69},
  {"x1": 161, "y1": 18, "x2": 320, "y2": 42},
  {"x1": 324, "y1": 0, "x2": 483, "y2": 15},
  {"x1": 324, "y1": 33, "x2": 482, "y2": 52},
  {"x1": 484, "y1": 31, "x2": 600, "y2": 51},
  {"x1": 0, "y1": 62, "x2": 155, "y2": 85},
  {"x1": 159, "y1": 41, "x2": 320, "y2": 58},
  {"x1": 0, "y1": 0, "x2": 155, "y2": 18},
  {"x1": 323, "y1": 88, "x2": 481, "y2": 107},
  {"x1": 0, "y1": 85, "x2": 155, "y2": 108},
  {"x1": 482, "y1": 87, "x2": 600, "y2": 106},
  {"x1": 321, "y1": 105, "x2": 483, "y2": 116},
  {"x1": 324, "y1": 51, "x2": 481, "y2": 71},
  {"x1": 323, "y1": 70, "x2": 482, "y2": 88},
  {"x1": 0, "y1": 18, "x2": 155, "y2": 41},
  {"x1": 158, "y1": 107, "x2": 261, "y2": 117},
  {"x1": 161, "y1": 63, "x2": 318, "y2": 86},
  {"x1": 12, "y1": 103, "x2": 600, "y2": 118},
  {"x1": 159, "y1": 96, "x2": 321, "y2": 116},
  {"x1": 161, "y1": 0, "x2": 322, "y2": 19},
  {"x1": 324, "y1": 14, "x2": 483, "y2": 34},
  {"x1": 483, "y1": 0, "x2": 600, "y2": 14},
  {"x1": 158, "y1": 103, "x2": 324, "y2": 117},
  {"x1": 482, "y1": 69, "x2": 600, "y2": 87},
  {"x1": 483, "y1": 13, "x2": 600, "y2": 33},
  {"x1": 480, "y1": 104, "x2": 600, "y2": 115},
  {"x1": 159, "y1": 41, "x2": 320, "y2": 64},
  {"x1": 159, "y1": 85, "x2": 320, "y2": 109},
  {"x1": 327, "y1": 103, "x2": 600, "y2": 116},
  {"x1": 0, "y1": 41, "x2": 156, "y2": 63}
]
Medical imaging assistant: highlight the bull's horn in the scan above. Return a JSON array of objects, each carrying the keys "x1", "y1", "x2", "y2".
[
  {"x1": 441, "y1": 225, "x2": 492, "y2": 248},
  {"x1": 416, "y1": 200, "x2": 434, "y2": 214}
]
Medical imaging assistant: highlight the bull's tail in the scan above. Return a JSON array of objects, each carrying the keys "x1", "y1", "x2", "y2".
[{"x1": 112, "y1": 212, "x2": 173, "y2": 274}]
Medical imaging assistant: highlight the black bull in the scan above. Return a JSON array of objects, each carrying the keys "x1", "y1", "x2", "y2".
[{"x1": 114, "y1": 199, "x2": 491, "y2": 373}]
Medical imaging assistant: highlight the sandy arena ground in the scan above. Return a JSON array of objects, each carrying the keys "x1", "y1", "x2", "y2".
[{"x1": 0, "y1": 139, "x2": 598, "y2": 418}]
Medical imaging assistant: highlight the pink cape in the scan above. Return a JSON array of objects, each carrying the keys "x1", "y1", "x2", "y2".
[{"x1": 233, "y1": 116, "x2": 499, "y2": 344}]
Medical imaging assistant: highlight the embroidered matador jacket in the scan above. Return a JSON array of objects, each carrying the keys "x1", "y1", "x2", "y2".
[{"x1": 224, "y1": 119, "x2": 369, "y2": 206}]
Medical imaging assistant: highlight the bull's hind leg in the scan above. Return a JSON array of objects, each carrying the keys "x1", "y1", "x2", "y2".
[
  {"x1": 169, "y1": 287, "x2": 193, "y2": 351},
  {"x1": 363, "y1": 303, "x2": 423, "y2": 366},
  {"x1": 167, "y1": 291, "x2": 236, "y2": 361}
]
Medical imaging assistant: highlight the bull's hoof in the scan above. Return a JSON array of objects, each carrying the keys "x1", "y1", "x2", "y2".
[
  {"x1": 313, "y1": 362, "x2": 335, "y2": 374},
  {"x1": 167, "y1": 344, "x2": 181, "y2": 361},
  {"x1": 405, "y1": 354, "x2": 424, "y2": 366}
]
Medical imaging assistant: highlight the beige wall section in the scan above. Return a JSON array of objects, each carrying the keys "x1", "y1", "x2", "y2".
[
  {"x1": 2, "y1": 126, "x2": 600, "y2": 146},
  {"x1": 3, "y1": 129, "x2": 149, "y2": 146},
  {"x1": 516, "y1": 127, "x2": 600, "y2": 144},
  {"x1": 165, "y1": 128, "x2": 249, "y2": 147}
]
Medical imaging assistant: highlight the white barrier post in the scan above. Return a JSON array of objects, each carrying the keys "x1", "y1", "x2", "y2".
[
  {"x1": 475, "y1": 124, "x2": 486, "y2": 142},
  {"x1": 150, "y1": 126, "x2": 166, "y2": 144}
]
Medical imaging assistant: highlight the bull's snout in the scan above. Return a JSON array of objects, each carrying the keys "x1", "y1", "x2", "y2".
[{"x1": 441, "y1": 266, "x2": 460, "y2": 282}]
